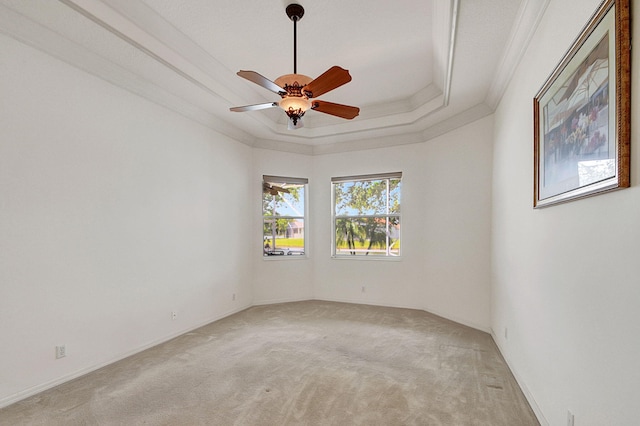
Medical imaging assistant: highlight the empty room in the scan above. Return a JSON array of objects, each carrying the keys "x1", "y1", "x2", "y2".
[{"x1": 1, "y1": 0, "x2": 638, "y2": 425}]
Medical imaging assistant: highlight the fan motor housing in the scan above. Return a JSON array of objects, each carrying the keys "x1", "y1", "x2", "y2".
[
  {"x1": 286, "y1": 4, "x2": 304, "y2": 21},
  {"x1": 274, "y1": 74, "x2": 313, "y2": 90},
  {"x1": 229, "y1": 3, "x2": 359, "y2": 129}
]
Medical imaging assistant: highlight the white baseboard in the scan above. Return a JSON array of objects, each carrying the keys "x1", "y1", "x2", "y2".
[
  {"x1": 490, "y1": 330, "x2": 548, "y2": 426},
  {"x1": 251, "y1": 296, "x2": 314, "y2": 306},
  {"x1": 0, "y1": 304, "x2": 251, "y2": 409},
  {"x1": 314, "y1": 296, "x2": 491, "y2": 333},
  {"x1": 1, "y1": 300, "x2": 521, "y2": 413},
  {"x1": 419, "y1": 304, "x2": 491, "y2": 333}
]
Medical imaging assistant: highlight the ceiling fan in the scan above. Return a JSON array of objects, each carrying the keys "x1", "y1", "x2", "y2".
[
  {"x1": 263, "y1": 182, "x2": 290, "y2": 195},
  {"x1": 230, "y1": 3, "x2": 360, "y2": 130}
]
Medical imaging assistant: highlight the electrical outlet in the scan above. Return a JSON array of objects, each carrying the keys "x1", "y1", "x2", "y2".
[
  {"x1": 55, "y1": 345, "x2": 66, "y2": 359},
  {"x1": 361, "y1": 286, "x2": 365, "y2": 293},
  {"x1": 171, "y1": 311, "x2": 177, "y2": 320},
  {"x1": 232, "y1": 293, "x2": 236, "y2": 301},
  {"x1": 567, "y1": 410, "x2": 574, "y2": 426},
  {"x1": 504, "y1": 327, "x2": 508, "y2": 340}
]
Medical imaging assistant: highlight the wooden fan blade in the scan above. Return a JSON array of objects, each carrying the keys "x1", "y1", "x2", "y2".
[
  {"x1": 237, "y1": 70, "x2": 285, "y2": 95},
  {"x1": 230, "y1": 102, "x2": 278, "y2": 112},
  {"x1": 272, "y1": 185, "x2": 290, "y2": 193},
  {"x1": 304, "y1": 66, "x2": 352, "y2": 98},
  {"x1": 263, "y1": 182, "x2": 290, "y2": 194},
  {"x1": 311, "y1": 100, "x2": 360, "y2": 119},
  {"x1": 263, "y1": 184, "x2": 278, "y2": 195}
]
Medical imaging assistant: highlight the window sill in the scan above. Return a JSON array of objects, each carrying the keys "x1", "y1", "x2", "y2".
[
  {"x1": 331, "y1": 255, "x2": 402, "y2": 261},
  {"x1": 262, "y1": 254, "x2": 309, "y2": 261}
]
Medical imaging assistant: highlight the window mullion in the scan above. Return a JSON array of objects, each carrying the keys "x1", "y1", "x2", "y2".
[
  {"x1": 262, "y1": 177, "x2": 306, "y2": 258},
  {"x1": 386, "y1": 178, "x2": 390, "y2": 256},
  {"x1": 331, "y1": 174, "x2": 401, "y2": 258},
  {"x1": 264, "y1": 215, "x2": 303, "y2": 220},
  {"x1": 271, "y1": 197, "x2": 277, "y2": 249},
  {"x1": 335, "y1": 214, "x2": 398, "y2": 219}
]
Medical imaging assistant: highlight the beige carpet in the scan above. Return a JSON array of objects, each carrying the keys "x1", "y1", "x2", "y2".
[{"x1": 1, "y1": 301, "x2": 539, "y2": 425}]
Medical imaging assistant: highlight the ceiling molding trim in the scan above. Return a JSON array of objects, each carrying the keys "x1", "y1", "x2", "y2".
[
  {"x1": 252, "y1": 138, "x2": 315, "y2": 155},
  {"x1": 3, "y1": 0, "x2": 510, "y2": 155},
  {"x1": 254, "y1": 90, "x2": 447, "y2": 144},
  {"x1": 484, "y1": 0, "x2": 551, "y2": 110},
  {"x1": 50, "y1": 0, "x2": 466, "y2": 147},
  {"x1": 249, "y1": 89, "x2": 491, "y2": 150},
  {"x1": 0, "y1": 3, "x2": 256, "y2": 146},
  {"x1": 442, "y1": 0, "x2": 460, "y2": 107},
  {"x1": 58, "y1": 0, "x2": 453, "y2": 140},
  {"x1": 258, "y1": 0, "x2": 459, "y2": 142},
  {"x1": 254, "y1": 79, "x2": 445, "y2": 139},
  {"x1": 311, "y1": 132, "x2": 427, "y2": 156},
  {"x1": 410, "y1": 83, "x2": 444, "y2": 110},
  {"x1": 308, "y1": 103, "x2": 493, "y2": 156},
  {"x1": 58, "y1": 0, "x2": 250, "y2": 105},
  {"x1": 421, "y1": 103, "x2": 493, "y2": 141}
]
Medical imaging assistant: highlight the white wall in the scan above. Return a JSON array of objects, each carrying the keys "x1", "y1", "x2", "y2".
[
  {"x1": 0, "y1": 5, "x2": 502, "y2": 409},
  {"x1": 251, "y1": 118, "x2": 494, "y2": 331},
  {"x1": 252, "y1": 148, "x2": 314, "y2": 304},
  {"x1": 491, "y1": 0, "x2": 640, "y2": 424},
  {"x1": 0, "y1": 35, "x2": 253, "y2": 406},
  {"x1": 311, "y1": 117, "x2": 494, "y2": 331}
]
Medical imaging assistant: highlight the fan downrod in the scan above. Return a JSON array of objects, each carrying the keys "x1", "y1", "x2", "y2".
[
  {"x1": 286, "y1": 4, "x2": 304, "y2": 74},
  {"x1": 229, "y1": 3, "x2": 359, "y2": 128},
  {"x1": 286, "y1": 4, "x2": 304, "y2": 22}
]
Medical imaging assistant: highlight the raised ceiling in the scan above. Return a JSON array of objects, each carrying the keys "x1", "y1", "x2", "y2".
[{"x1": 0, "y1": 0, "x2": 549, "y2": 154}]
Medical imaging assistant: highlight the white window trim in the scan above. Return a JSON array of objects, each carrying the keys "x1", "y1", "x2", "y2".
[
  {"x1": 262, "y1": 176, "x2": 309, "y2": 261},
  {"x1": 331, "y1": 172, "x2": 402, "y2": 260}
]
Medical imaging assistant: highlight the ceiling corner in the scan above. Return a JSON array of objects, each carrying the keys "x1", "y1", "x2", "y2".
[{"x1": 485, "y1": 0, "x2": 551, "y2": 110}]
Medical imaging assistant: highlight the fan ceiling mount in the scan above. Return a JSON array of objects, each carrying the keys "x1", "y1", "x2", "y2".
[{"x1": 230, "y1": 3, "x2": 360, "y2": 130}]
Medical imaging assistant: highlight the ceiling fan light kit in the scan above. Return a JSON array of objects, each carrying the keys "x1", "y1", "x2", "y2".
[{"x1": 230, "y1": 3, "x2": 359, "y2": 130}]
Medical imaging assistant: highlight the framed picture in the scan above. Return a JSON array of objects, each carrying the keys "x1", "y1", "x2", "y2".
[{"x1": 533, "y1": 0, "x2": 630, "y2": 208}]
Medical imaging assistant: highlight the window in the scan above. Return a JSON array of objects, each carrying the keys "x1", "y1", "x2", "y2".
[
  {"x1": 332, "y1": 172, "x2": 402, "y2": 257},
  {"x1": 262, "y1": 175, "x2": 307, "y2": 257}
]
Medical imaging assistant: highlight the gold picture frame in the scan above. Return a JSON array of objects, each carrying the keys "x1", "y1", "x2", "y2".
[{"x1": 533, "y1": 0, "x2": 630, "y2": 208}]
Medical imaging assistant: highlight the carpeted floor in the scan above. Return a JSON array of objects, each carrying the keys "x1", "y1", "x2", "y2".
[{"x1": 1, "y1": 301, "x2": 539, "y2": 425}]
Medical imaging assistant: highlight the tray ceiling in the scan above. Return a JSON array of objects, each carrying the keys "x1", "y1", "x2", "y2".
[{"x1": 0, "y1": 0, "x2": 549, "y2": 154}]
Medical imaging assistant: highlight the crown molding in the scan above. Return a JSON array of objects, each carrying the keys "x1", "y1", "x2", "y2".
[
  {"x1": 59, "y1": 0, "x2": 255, "y2": 106},
  {"x1": 250, "y1": 103, "x2": 494, "y2": 156},
  {"x1": 2, "y1": 0, "x2": 540, "y2": 155},
  {"x1": 0, "y1": 3, "x2": 257, "y2": 147},
  {"x1": 35, "y1": 0, "x2": 458, "y2": 143}
]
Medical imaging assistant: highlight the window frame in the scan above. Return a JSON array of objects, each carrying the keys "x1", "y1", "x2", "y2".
[
  {"x1": 262, "y1": 175, "x2": 308, "y2": 260},
  {"x1": 331, "y1": 172, "x2": 402, "y2": 260}
]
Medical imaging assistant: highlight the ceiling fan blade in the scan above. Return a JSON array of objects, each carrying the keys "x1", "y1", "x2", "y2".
[
  {"x1": 272, "y1": 185, "x2": 290, "y2": 193},
  {"x1": 311, "y1": 100, "x2": 360, "y2": 119},
  {"x1": 304, "y1": 66, "x2": 352, "y2": 98},
  {"x1": 230, "y1": 102, "x2": 278, "y2": 112},
  {"x1": 237, "y1": 70, "x2": 285, "y2": 95},
  {"x1": 263, "y1": 182, "x2": 290, "y2": 194}
]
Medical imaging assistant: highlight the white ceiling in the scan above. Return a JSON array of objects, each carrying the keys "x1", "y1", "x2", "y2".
[{"x1": 0, "y1": 0, "x2": 549, "y2": 154}]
